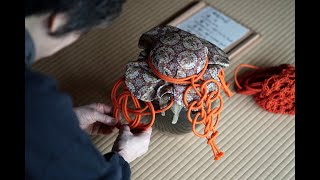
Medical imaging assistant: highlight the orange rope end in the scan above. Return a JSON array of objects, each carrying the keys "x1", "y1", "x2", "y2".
[
  {"x1": 218, "y1": 70, "x2": 233, "y2": 97},
  {"x1": 214, "y1": 152, "x2": 224, "y2": 161}
]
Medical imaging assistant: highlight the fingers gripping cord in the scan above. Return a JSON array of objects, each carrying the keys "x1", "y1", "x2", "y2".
[{"x1": 111, "y1": 56, "x2": 232, "y2": 160}]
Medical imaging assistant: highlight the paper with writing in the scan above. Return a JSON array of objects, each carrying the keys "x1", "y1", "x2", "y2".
[{"x1": 177, "y1": 6, "x2": 249, "y2": 50}]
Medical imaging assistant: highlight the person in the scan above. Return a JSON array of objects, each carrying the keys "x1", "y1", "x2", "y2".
[{"x1": 25, "y1": 0, "x2": 152, "y2": 179}]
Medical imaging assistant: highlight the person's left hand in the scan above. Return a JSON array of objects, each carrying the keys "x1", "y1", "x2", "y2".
[{"x1": 73, "y1": 103, "x2": 117, "y2": 135}]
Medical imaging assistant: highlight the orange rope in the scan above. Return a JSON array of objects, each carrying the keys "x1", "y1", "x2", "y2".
[
  {"x1": 111, "y1": 79, "x2": 174, "y2": 130},
  {"x1": 234, "y1": 63, "x2": 295, "y2": 115},
  {"x1": 111, "y1": 56, "x2": 232, "y2": 160}
]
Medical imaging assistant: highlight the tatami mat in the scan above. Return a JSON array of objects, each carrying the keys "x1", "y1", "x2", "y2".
[{"x1": 32, "y1": 0, "x2": 295, "y2": 179}]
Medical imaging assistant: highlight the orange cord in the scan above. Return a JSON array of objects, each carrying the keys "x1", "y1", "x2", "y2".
[
  {"x1": 234, "y1": 63, "x2": 295, "y2": 115},
  {"x1": 111, "y1": 79, "x2": 174, "y2": 130},
  {"x1": 111, "y1": 56, "x2": 232, "y2": 160}
]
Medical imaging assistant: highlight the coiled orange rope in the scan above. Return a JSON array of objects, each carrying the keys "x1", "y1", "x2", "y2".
[
  {"x1": 234, "y1": 63, "x2": 295, "y2": 115},
  {"x1": 111, "y1": 56, "x2": 232, "y2": 160}
]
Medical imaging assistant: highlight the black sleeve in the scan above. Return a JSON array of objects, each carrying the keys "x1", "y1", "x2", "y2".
[{"x1": 25, "y1": 67, "x2": 131, "y2": 180}]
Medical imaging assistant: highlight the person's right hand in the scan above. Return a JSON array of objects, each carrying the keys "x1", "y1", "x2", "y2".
[{"x1": 112, "y1": 125, "x2": 152, "y2": 163}]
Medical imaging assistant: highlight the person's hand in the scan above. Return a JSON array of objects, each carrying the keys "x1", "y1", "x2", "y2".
[
  {"x1": 73, "y1": 103, "x2": 117, "y2": 135},
  {"x1": 112, "y1": 125, "x2": 152, "y2": 163}
]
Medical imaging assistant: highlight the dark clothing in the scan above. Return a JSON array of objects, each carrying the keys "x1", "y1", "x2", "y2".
[{"x1": 25, "y1": 30, "x2": 130, "y2": 180}]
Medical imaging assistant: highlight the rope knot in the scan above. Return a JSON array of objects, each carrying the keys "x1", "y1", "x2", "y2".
[
  {"x1": 207, "y1": 131, "x2": 224, "y2": 160},
  {"x1": 112, "y1": 56, "x2": 233, "y2": 161}
]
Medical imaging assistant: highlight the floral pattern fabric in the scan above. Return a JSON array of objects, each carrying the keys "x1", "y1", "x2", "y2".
[{"x1": 125, "y1": 25, "x2": 230, "y2": 108}]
